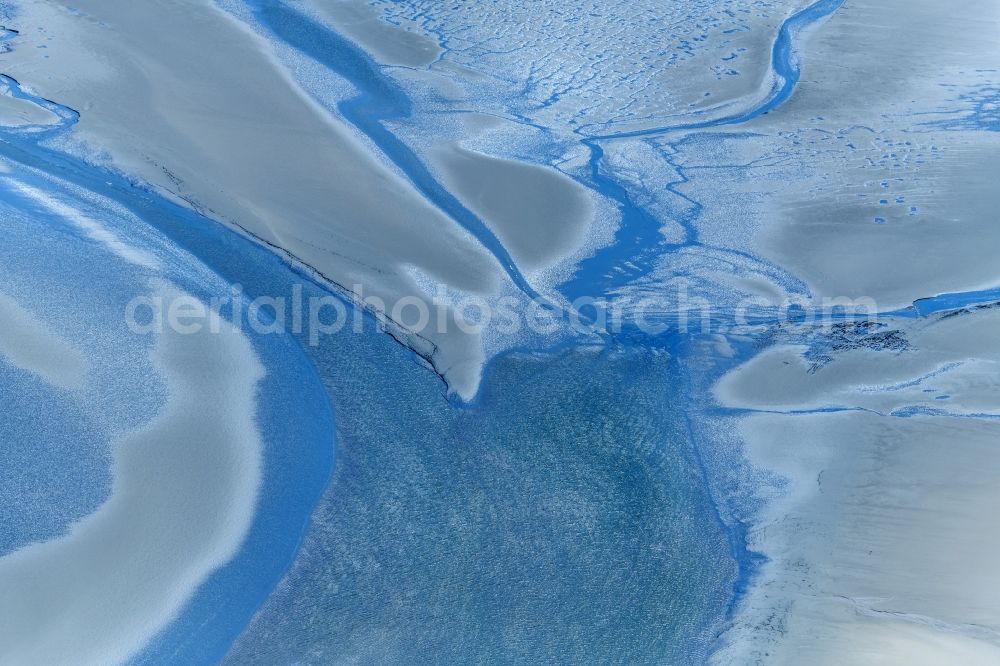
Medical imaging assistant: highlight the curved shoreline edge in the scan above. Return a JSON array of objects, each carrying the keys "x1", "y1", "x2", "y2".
[{"x1": 0, "y1": 21, "x2": 338, "y2": 661}]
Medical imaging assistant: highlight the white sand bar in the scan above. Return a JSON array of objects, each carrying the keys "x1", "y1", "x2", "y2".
[
  {"x1": 0, "y1": 290, "x2": 89, "y2": 391},
  {"x1": 714, "y1": 308, "x2": 1000, "y2": 663},
  {"x1": 0, "y1": 284, "x2": 264, "y2": 665},
  {"x1": 1, "y1": 0, "x2": 513, "y2": 398}
]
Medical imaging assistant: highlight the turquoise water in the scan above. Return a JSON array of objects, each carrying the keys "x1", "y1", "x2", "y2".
[{"x1": 225, "y1": 342, "x2": 736, "y2": 665}]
